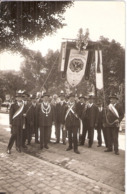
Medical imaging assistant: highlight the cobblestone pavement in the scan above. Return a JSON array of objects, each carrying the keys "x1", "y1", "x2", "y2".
[
  {"x1": 0, "y1": 143, "x2": 124, "y2": 194},
  {"x1": 0, "y1": 113, "x2": 125, "y2": 194}
]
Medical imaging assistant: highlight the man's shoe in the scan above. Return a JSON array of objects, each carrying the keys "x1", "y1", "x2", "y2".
[
  {"x1": 54, "y1": 141, "x2": 59, "y2": 144},
  {"x1": 35, "y1": 141, "x2": 40, "y2": 144},
  {"x1": 74, "y1": 150, "x2": 80, "y2": 154},
  {"x1": 115, "y1": 151, "x2": 120, "y2": 155},
  {"x1": 40, "y1": 147, "x2": 43, "y2": 150},
  {"x1": 79, "y1": 143, "x2": 84, "y2": 146},
  {"x1": 16, "y1": 147, "x2": 21, "y2": 153},
  {"x1": 7, "y1": 149, "x2": 11, "y2": 154},
  {"x1": 63, "y1": 142, "x2": 66, "y2": 145},
  {"x1": 44, "y1": 145, "x2": 49, "y2": 149},
  {"x1": 22, "y1": 145, "x2": 28, "y2": 149},
  {"x1": 88, "y1": 145, "x2": 92, "y2": 148},
  {"x1": 66, "y1": 147, "x2": 72, "y2": 151},
  {"x1": 104, "y1": 149, "x2": 112, "y2": 152},
  {"x1": 97, "y1": 145, "x2": 101, "y2": 147}
]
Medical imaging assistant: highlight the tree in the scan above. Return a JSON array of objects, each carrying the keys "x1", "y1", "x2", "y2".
[{"x1": 0, "y1": 1, "x2": 73, "y2": 52}]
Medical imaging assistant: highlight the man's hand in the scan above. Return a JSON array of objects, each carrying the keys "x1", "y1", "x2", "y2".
[{"x1": 23, "y1": 113, "x2": 26, "y2": 117}]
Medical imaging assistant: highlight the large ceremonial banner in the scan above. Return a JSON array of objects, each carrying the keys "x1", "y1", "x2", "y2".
[
  {"x1": 66, "y1": 49, "x2": 88, "y2": 87},
  {"x1": 95, "y1": 50, "x2": 103, "y2": 90}
]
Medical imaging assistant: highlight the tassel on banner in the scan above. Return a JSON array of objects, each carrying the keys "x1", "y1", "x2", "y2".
[{"x1": 95, "y1": 50, "x2": 103, "y2": 90}]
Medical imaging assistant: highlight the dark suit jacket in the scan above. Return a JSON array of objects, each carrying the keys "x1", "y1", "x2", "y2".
[
  {"x1": 27, "y1": 103, "x2": 39, "y2": 129},
  {"x1": 9, "y1": 102, "x2": 23, "y2": 128},
  {"x1": 86, "y1": 104, "x2": 98, "y2": 128},
  {"x1": 38, "y1": 103, "x2": 55, "y2": 127},
  {"x1": 63, "y1": 103, "x2": 80, "y2": 128},
  {"x1": 76, "y1": 102, "x2": 86, "y2": 119},
  {"x1": 56, "y1": 102, "x2": 67, "y2": 124},
  {"x1": 104, "y1": 103, "x2": 124, "y2": 127},
  {"x1": 96, "y1": 107, "x2": 104, "y2": 129}
]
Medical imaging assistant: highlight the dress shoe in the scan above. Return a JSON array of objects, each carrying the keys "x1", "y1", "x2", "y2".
[
  {"x1": 79, "y1": 143, "x2": 84, "y2": 146},
  {"x1": 115, "y1": 151, "x2": 120, "y2": 155},
  {"x1": 104, "y1": 149, "x2": 112, "y2": 152},
  {"x1": 54, "y1": 141, "x2": 59, "y2": 144},
  {"x1": 7, "y1": 149, "x2": 11, "y2": 154},
  {"x1": 74, "y1": 150, "x2": 80, "y2": 154},
  {"x1": 88, "y1": 145, "x2": 92, "y2": 148},
  {"x1": 66, "y1": 147, "x2": 73, "y2": 151},
  {"x1": 40, "y1": 147, "x2": 43, "y2": 150},
  {"x1": 22, "y1": 145, "x2": 28, "y2": 149},
  {"x1": 63, "y1": 142, "x2": 66, "y2": 145},
  {"x1": 35, "y1": 141, "x2": 40, "y2": 144},
  {"x1": 97, "y1": 145, "x2": 102, "y2": 147},
  {"x1": 16, "y1": 147, "x2": 21, "y2": 153},
  {"x1": 44, "y1": 145, "x2": 49, "y2": 149}
]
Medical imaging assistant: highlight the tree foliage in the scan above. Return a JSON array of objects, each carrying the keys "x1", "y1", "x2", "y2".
[{"x1": 0, "y1": 1, "x2": 73, "y2": 52}]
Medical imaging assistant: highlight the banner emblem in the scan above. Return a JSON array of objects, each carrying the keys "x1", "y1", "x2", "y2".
[{"x1": 67, "y1": 49, "x2": 88, "y2": 87}]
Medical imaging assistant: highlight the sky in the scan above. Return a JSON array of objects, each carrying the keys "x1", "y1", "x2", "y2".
[{"x1": 0, "y1": 1, "x2": 125, "y2": 71}]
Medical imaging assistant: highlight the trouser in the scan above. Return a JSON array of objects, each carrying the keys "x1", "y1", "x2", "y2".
[
  {"x1": 66, "y1": 126, "x2": 78, "y2": 151},
  {"x1": 88, "y1": 127, "x2": 94, "y2": 146},
  {"x1": 107, "y1": 127, "x2": 119, "y2": 152},
  {"x1": 80, "y1": 119, "x2": 88, "y2": 144},
  {"x1": 102, "y1": 127, "x2": 108, "y2": 147},
  {"x1": 56, "y1": 123, "x2": 66, "y2": 143},
  {"x1": 27, "y1": 124, "x2": 32, "y2": 144},
  {"x1": 40, "y1": 126, "x2": 50, "y2": 148},
  {"x1": 7, "y1": 126, "x2": 22, "y2": 150},
  {"x1": 96, "y1": 127, "x2": 102, "y2": 145},
  {"x1": 35, "y1": 127, "x2": 39, "y2": 142}
]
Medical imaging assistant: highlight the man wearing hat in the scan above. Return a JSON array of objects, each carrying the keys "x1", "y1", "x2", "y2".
[
  {"x1": 62, "y1": 92, "x2": 80, "y2": 154},
  {"x1": 55, "y1": 91, "x2": 67, "y2": 144},
  {"x1": 95, "y1": 99, "x2": 104, "y2": 147},
  {"x1": 104, "y1": 95, "x2": 124, "y2": 155},
  {"x1": 38, "y1": 93, "x2": 55, "y2": 150},
  {"x1": 22, "y1": 92, "x2": 31, "y2": 148},
  {"x1": 77, "y1": 95, "x2": 89, "y2": 146},
  {"x1": 7, "y1": 92, "x2": 24, "y2": 154},
  {"x1": 26, "y1": 94, "x2": 40, "y2": 144},
  {"x1": 87, "y1": 95, "x2": 98, "y2": 148}
]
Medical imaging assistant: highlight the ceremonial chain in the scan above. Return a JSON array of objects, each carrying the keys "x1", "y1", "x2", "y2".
[{"x1": 41, "y1": 103, "x2": 51, "y2": 117}]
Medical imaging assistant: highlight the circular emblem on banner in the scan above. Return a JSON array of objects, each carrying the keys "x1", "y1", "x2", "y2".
[{"x1": 69, "y1": 58, "x2": 83, "y2": 72}]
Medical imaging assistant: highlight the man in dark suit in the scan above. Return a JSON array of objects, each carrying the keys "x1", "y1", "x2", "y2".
[
  {"x1": 38, "y1": 93, "x2": 55, "y2": 150},
  {"x1": 55, "y1": 91, "x2": 67, "y2": 144},
  {"x1": 26, "y1": 94, "x2": 39, "y2": 144},
  {"x1": 7, "y1": 93, "x2": 24, "y2": 154},
  {"x1": 87, "y1": 95, "x2": 98, "y2": 148},
  {"x1": 96, "y1": 100, "x2": 104, "y2": 147},
  {"x1": 104, "y1": 95, "x2": 124, "y2": 155},
  {"x1": 62, "y1": 93, "x2": 80, "y2": 154},
  {"x1": 22, "y1": 92, "x2": 31, "y2": 148}
]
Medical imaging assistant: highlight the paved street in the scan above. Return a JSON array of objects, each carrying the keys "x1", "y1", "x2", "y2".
[{"x1": 0, "y1": 113, "x2": 125, "y2": 194}]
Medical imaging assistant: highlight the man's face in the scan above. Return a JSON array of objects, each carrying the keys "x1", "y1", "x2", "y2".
[
  {"x1": 80, "y1": 98, "x2": 84, "y2": 103},
  {"x1": 43, "y1": 96, "x2": 49, "y2": 103},
  {"x1": 60, "y1": 96, "x2": 65, "y2": 101},
  {"x1": 69, "y1": 97, "x2": 75, "y2": 103},
  {"x1": 16, "y1": 97, "x2": 22, "y2": 103},
  {"x1": 32, "y1": 99, "x2": 36, "y2": 104},
  {"x1": 110, "y1": 98, "x2": 117, "y2": 104}
]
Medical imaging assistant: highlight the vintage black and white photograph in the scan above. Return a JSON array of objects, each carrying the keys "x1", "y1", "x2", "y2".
[{"x1": 0, "y1": 1, "x2": 125, "y2": 194}]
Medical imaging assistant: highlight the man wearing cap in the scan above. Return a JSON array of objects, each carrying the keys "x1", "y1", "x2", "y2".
[
  {"x1": 86, "y1": 95, "x2": 98, "y2": 148},
  {"x1": 104, "y1": 95, "x2": 124, "y2": 155},
  {"x1": 55, "y1": 91, "x2": 67, "y2": 144},
  {"x1": 22, "y1": 92, "x2": 31, "y2": 148},
  {"x1": 95, "y1": 99, "x2": 104, "y2": 147},
  {"x1": 38, "y1": 93, "x2": 55, "y2": 150},
  {"x1": 62, "y1": 93, "x2": 80, "y2": 154},
  {"x1": 77, "y1": 95, "x2": 89, "y2": 146},
  {"x1": 7, "y1": 93, "x2": 24, "y2": 154},
  {"x1": 27, "y1": 94, "x2": 39, "y2": 144}
]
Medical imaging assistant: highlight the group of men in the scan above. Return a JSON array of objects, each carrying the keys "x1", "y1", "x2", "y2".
[{"x1": 7, "y1": 90, "x2": 124, "y2": 155}]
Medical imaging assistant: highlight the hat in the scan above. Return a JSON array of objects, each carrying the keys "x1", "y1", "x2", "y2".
[
  {"x1": 15, "y1": 93, "x2": 22, "y2": 98},
  {"x1": 30, "y1": 94, "x2": 36, "y2": 99},
  {"x1": 79, "y1": 94, "x2": 85, "y2": 99},
  {"x1": 42, "y1": 93, "x2": 50, "y2": 98},
  {"x1": 109, "y1": 95, "x2": 118, "y2": 99},
  {"x1": 68, "y1": 92, "x2": 75, "y2": 98}
]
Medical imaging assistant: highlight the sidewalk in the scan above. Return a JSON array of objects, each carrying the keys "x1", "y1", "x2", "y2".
[
  {"x1": 0, "y1": 113, "x2": 125, "y2": 194},
  {"x1": 0, "y1": 142, "x2": 124, "y2": 194}
]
